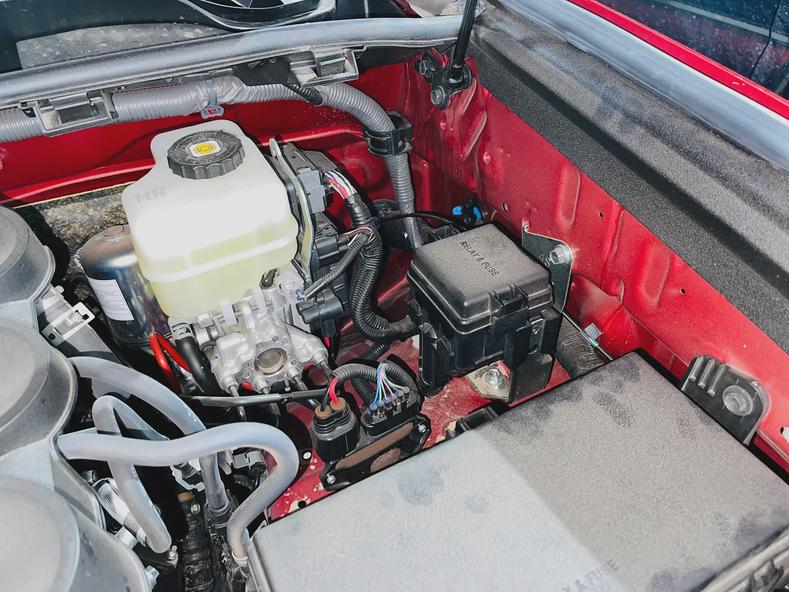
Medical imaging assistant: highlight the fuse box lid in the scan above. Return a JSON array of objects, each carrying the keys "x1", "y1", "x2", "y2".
[{"x1": 408, "y1": 224, "x2": 552, "y2": 328}]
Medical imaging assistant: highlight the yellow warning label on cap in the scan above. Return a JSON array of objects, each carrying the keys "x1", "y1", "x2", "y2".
[{"x1": 189, "y1": 140, "x2": 221, "y2": 158}]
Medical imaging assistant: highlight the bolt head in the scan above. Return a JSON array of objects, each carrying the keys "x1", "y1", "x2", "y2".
[
  {"x1": 166, "y1": 547, "x2": 178, "y2": 564},
  {"x1": 325, "y1": 474, "x2": 336, "y2": 486},
  {"x1": 430, "y1": 87, "x2": 447, "y2": 107},
  {"x1": 190, "y1": 503, "x2": 200, "y2": 515},
  {"x1": 483, "y1": 368, "x2": 506, "y2": 387},
  {"x1": 722, "y1": 385, "x2": 754, "y2": 417},
  {"x1": 547, "y1": 244, "x2": 572, "y2": 266},
  {"x1": 417, "y1": 423, "x2": 428, "y2": 434}
]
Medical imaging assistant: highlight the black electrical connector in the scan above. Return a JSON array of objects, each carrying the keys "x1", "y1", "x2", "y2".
[
  {"x1": 360, "y1": 386, "x2": 421, "y2": 438},
  {"x1": 310, "y1": 398, "x2": 359, "y2": 463}
]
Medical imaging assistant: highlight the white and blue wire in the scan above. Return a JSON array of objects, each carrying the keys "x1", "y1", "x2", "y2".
[{"x1": 370, "y1": 362, "x2": 410, "y2": 410}]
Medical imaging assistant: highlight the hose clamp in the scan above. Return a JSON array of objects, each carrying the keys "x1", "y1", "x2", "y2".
[
  {"x1": 364, "y1": 112, "x2": 413, "y2": 157},
  {"x1": 201, "y1": 79, "x2": 224, "y2": 119}
]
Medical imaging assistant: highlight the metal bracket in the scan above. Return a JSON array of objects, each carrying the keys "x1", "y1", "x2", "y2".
[
  {"x1": 29, "y1": 90, "x2": 115, "y2": 136},
  {"x1": 467, "y1": 362, "x2": 510, "y2": 401},
  {"x1": 681, "y1": 355, "x2": 768, "y2": 444},
  {"x1": 268, "y1": 139, "x2": 316, "y2": 282},
  {"x1": 415, "y1": 52, "x2": 472, "y2": 110},
  {"x1": 288, "y1": 49, "x2": 359, "y2": 88},
  {"x1": 40, "y1": 302, "x2": 95, "y2": 347},
  {"x1": 520, "y1": 224, "x2": 573, "y2": 312}
]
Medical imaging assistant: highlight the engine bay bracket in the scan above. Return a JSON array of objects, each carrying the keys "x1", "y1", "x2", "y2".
[{"x1": 521, "y1": 223, "x2": 573, "y2": 312}]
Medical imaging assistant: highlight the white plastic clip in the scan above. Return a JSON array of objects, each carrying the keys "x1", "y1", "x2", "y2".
[{"x1": 41, "y1": 302, "x2": 95, "y2": 347}]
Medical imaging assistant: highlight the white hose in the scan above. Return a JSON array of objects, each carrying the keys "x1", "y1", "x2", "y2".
[
  {"x1": 71, "y1": 357, "x2": 231, "y2": 515},
  {"x1": 92, "y1": 396, "x2": 172, "y2": 553},
  {"x1": 57, "y1": 422, "x2": 299, "y2": 567}
]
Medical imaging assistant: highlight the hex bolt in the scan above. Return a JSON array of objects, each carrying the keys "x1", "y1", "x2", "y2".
[
  {"x1": 325, "y1": 474, "x2": 337, "y2": 486},
  {"x1": 483, "y1": 367, "x2": 506, "y2": 388},
  {"x1": 547, "y1": 244, "x2": 572, "y2": 266},
  {"x1": 430, "y1": 86, "x2": 448, "y2": 108},
  {"x1": 417, "y1": 423, "x2": 428, "y2": 434},
  {"x1": 165, "y1": 546, "x2": 178, "y2": 565}
]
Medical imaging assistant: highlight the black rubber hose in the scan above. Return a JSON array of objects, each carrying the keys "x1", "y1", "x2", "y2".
[
  {"x1": 345, "y1": 194, "x2": 417, "y2": 343},
  {"x1": 350, "y1": 342, "x2": 392, "y2": 403},
  {"x1": 179, "y1": 494, "x2": 216, "y2": 592},
  {"x1": 332, "y1": 361, "x2": 417, "y2": 406},
  {"x1": 175, "y1": 335, "x2": 221, "y2": 394}
]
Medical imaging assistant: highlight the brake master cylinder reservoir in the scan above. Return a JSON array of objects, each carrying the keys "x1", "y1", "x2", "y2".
[{"x1": 122, "y1": 121, "x2": 298, "y2": 320}]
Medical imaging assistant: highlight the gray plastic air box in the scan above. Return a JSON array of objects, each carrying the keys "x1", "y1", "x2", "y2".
[{"x1": 249, "y1": 354, "x2": 789, "y2": 592}]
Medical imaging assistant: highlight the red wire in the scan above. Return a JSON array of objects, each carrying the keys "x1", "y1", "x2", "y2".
[
  {"x1": 149, "y1": 333, "x2": 180, "y2": 391},
  {"x1": 327, "y1": 377, "x2": 340, "y2": 406},
  {"x1": 326, "y1": 176, "x2": 350, "y2": 200},
  {"x1": 154, "y1": 333, "x2": 189, "y2": 371}
]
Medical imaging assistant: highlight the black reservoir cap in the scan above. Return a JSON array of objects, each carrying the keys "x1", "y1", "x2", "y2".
[
  {"x1": 167, "y1": 130, "x2": 245, "y2": 180},
  {"x1": 408, "y1": 224, "x2": 552, "y2": 329}
]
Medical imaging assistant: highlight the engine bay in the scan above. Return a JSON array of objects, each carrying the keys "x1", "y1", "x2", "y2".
[{"x1": 0, "y1": 4, "x2": 788, "y2": 591}]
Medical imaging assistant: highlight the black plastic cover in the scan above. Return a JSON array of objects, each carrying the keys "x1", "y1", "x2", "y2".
[
  {"x1": 409, "y1": 224, "x2": 552, "y2": 331},
  {"x1": 408, "y1": 224, "x2": 559, "y2": 401}
]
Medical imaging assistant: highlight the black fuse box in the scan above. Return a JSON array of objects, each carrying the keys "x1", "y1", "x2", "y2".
[{"x1": 407, "y1": 224, "x2": 560, "y2": 402}]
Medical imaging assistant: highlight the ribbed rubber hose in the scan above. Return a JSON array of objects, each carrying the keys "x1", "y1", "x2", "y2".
[
  {"x1": 71, "y1": 357, "x2": 230, "y2": 516},
  {"x1": 332, "y1": 361, "x2": 416, "y2": 406},
  {"x1": 317, "y1": 83, "x2": 422, "y2": 248},
  {"x1": 0, "y1": 78, "x2": 300, "y2": 141},
  {"x1": 57, "y1": 422, "x2": 299, "y2": 568},
  {"x1": 345, "y1": 195, "x2": 417, "y2": 344},
  {"x1": 92, "y1": 396, "x2": 172, "y2": 553}
]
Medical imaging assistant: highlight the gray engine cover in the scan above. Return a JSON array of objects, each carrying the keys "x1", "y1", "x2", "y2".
[{"x1": 249, "y1": 354, "x2": 789, "y2": 592}]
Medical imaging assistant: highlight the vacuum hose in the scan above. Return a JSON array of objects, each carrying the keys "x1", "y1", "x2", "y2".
[{"x1": 92, "y1": 396, "x2": 173, "y2": 553}]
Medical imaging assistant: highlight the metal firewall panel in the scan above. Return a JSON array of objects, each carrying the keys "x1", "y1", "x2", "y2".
[{"x1": 249, "y1": 354, "x2": 789, "y2": 592}]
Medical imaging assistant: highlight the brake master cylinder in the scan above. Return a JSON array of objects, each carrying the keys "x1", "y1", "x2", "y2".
[
  {"x1": 119, "y1": 121, "x2": 326, "y2": 393},
  {"x1": 121, "y1": 120, "x2": 299, "y2": 321}
]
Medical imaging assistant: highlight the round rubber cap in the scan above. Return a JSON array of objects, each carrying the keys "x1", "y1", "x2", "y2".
[{"x1": 167, "y1": 130, "x2": 245, "y2": 180}]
